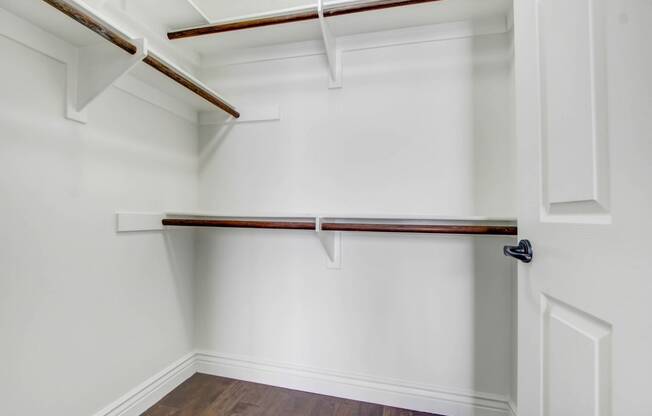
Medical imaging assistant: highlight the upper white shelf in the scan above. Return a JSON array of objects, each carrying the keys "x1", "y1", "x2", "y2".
[
  {"x1": 0, "y1": 0, "x2": 239, "y2": 118},
  {"x1": 167, "y1": 0, "x2": 511, "y2": 55},
  {"x1": 0, "y1": 0, "x2": 100, "y2": 47}
]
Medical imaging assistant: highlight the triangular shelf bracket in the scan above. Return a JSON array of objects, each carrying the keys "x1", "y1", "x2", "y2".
[
  {"x1": 67, "y1": 38, "x2": 147, "y2": 123},
  {"x1": 316, "y1": 217, "x2": 342, "y2": 269},
  {"x1": 317, "y1": 0, "x2": 343, "y2": 89}
]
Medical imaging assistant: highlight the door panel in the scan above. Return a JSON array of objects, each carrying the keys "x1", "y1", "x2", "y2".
[
  {"x1": 515, "y1": 0, "x2": 652, "y2": 415},
  {"x1": 542, "y1": 295, "x2": 612, "y2": 416},
  {"x1": 538, "y1": 0, "x2": 610, "y2": 220}
]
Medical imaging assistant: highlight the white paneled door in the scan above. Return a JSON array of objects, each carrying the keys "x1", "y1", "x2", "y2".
[{"x1": 514, "y1": 0, "x2": 652, "y2": 415}]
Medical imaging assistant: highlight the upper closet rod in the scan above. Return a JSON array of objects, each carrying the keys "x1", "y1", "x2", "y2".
[
  {"x1": 142, "y1": 54, "x2": 240, "y2": 118},
  {"x1": 167, "y1": 0, "x2": 444, "y2": 40},
  {"x1": 161, "y1": 218, "x2": 517, "y2": 236},
  {"x1": 43, "y1": 0, "x2": 137, "y2": 54},
  {"x1": 41, "y1": 0, "x2": 240, "y2": 118}
]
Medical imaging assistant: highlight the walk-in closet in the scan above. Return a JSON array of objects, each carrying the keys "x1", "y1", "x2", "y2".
[{"x1": 2, "y1": 1, "x2": 651, "y2": 416}]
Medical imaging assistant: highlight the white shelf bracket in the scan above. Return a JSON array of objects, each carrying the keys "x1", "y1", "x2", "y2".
[
  {"x1": 67, "y1": 38, "x2": 147, "y2": 123},
  {"x1": 316, "y1": 216, "x2": 342, "y2": 269},
  {"x1": 317, "y1": 0, "x2": 343, "y2": 89}
]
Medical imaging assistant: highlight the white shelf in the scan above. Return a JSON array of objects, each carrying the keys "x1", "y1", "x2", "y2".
[
  {"x1": 169, "y1": 0, "x2": 511, "y2": 55},
  {"x1": 117, "y1": 210, "x2": 516, "y2": 269},
  {"x1": 0, "y1": 0, "x2": 237, "y2": 119},
  {"x1": 167, "y1": 210, "x2": 515, "y2": 222},
  {"x1": 0, "y1": 0, "x2": 101, "y2": 47},
  {"x1": 117, "y1": 211, "x2": 516, "y2": 233}
]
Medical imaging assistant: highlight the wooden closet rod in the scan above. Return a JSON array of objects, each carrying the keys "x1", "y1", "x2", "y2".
[
  {"x1": 162, "y1": 218, "x2": 517, "y2": 236},
  {"x1": 142, "y1": 54, "x2": 240, "y2": 118},
  {"x1": 321, "y1": 223, "x2": 517, "y2": 235},
  {"x1": 162, "y1": 219, "x2": 317, "y2": 230},
  {"x1": 42, "y1": 0, "x2": 137, "y2": 54},
  {"x1": 41, "y1": 0, "x2": 240, "y2": 118},
  {"x1": 167, "y1": 0, "x2": 444, "y2": 40}
]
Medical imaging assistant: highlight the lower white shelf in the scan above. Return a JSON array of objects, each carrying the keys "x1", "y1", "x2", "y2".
[
  {"x1": 116, "y1": 211, "x2": 517, "y2": 270},
  {"x1": 116, "y1": 211, "x2": 517, "y2": 233}
]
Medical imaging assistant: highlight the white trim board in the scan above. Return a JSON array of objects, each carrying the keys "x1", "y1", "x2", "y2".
[{"x1": 95, "y1": 351, "x2": 516, "y2": 416}]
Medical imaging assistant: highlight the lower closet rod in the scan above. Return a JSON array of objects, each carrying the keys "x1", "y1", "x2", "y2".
[
  {"x1": 161, "y1": 219, "x2": 517, "y2": 236},
  {"x1": 162, "y1": 218, "x2": 316, "y2": 230},
  {"x1": 320, "y1": 223, "x2": 517, "y2": 235}
]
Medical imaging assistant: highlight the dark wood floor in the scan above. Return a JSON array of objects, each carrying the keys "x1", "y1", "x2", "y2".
[{"x1": 142, "y1": 373, "x2": 442, "y2": 416}]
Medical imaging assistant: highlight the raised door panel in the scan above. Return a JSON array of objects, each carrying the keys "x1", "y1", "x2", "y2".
[
  {"x1": 542, "y1": 296, "x2": 611, "y2": 416},
  {"x1": 537, "y1": 0, "x2": 610, "y2": 222}
]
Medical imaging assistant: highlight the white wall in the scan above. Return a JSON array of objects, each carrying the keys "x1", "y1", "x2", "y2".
[
  {"x1": 0, "y1": 15, "x2": 517, "y2": 415},
  {"x1": 196, "y1": 30, "x2": 516, "y2": 405},
  {"x1": 0, "y1": 35, "x2": 197, "y2": 416},
  {"x1": 199, "y1": 34, "x2": 515, "y2": 217}
]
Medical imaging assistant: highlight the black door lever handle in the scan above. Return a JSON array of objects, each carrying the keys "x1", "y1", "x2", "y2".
[{"x1": 504, "y1": 240, "x2": 533, "y2": 263}]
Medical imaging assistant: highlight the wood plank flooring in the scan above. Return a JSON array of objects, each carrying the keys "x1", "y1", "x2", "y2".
[{"x1": 142, "y1": 373, "x2": 443, "y2": 416}]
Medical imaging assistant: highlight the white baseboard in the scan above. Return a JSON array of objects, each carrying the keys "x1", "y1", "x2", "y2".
[
  {"x1": 91, "y1": 353, "x2": 196, "y2": 416},
  {"x1": 94, "y1": 351, "x2": 515, "y2": 416},
  {"x1": 194, "y1": 351, "x2": 514, "y2": 416}
]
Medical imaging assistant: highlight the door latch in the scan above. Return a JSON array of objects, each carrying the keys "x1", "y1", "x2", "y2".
[{"x1": 504, "y1": 240, "x2": 533, "y2": 263}]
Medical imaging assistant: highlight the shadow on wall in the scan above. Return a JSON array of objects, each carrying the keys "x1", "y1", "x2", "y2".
[
  {"x1": 470, "y1": 27, "x2": 517, "y2": 406},
  {"x1": 199, "y1": 123, "x2": 235, "y2": 170},
  {"x1": 163, "y1": 228, "x2": 196, "y2": 345},
  {"x1": 472, "y1": 236, "x2": 517, "y2": 402}
]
